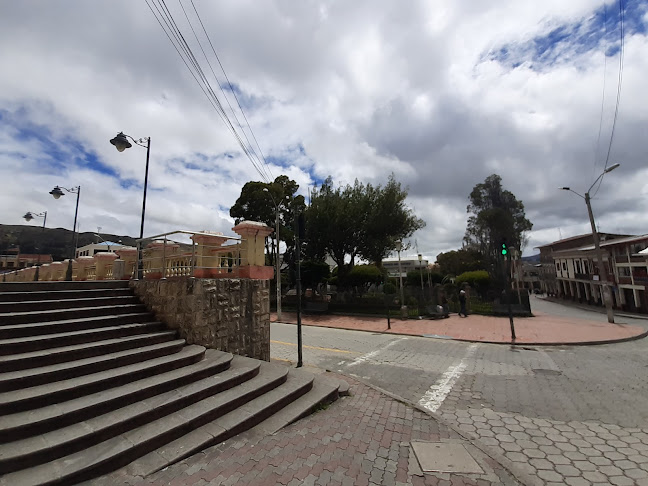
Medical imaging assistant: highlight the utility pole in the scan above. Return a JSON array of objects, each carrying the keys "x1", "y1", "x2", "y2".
[{"x1": 585, "y1": 192, "x2": 615, "y2": 323}]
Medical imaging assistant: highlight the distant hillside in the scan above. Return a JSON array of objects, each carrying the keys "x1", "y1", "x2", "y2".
[
  {"x1": 0, "y1": 225, "x2": 137, "y2": 261},
  {"x1": 521, "y1": 254, "x2": 540, "y2": 263}
]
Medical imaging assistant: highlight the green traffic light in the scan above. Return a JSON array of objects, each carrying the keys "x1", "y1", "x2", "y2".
[{"x1": 501, "y1": 243, "x2": 508, "y2": 255}]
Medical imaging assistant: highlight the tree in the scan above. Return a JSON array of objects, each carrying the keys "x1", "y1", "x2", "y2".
[
  {"x1": 306, "y1": 175, "x2": 424, "y2": 275},
  {"x1": 435, "y1": 248, "x2": 484, "y2": 277},
  {"x1": 230, "y1": 176, "x2": 305, "y2": 267},
  {"x1": 360, "y1": 175, "x2": 425, "y2": 265},
  {"x1": 463, "y1": 174, "x2": 532, "y2": 278}
]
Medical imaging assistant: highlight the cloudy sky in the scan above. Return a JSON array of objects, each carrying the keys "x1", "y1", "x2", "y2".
[{"x1": 1, "y1": 0, "x2": 646, "y2": 261}]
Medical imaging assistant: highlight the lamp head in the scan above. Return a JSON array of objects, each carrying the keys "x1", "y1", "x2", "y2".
[
  {"x1": 605, "y1": 163, "x2": 620, "y2": 173},
  {"x1": 110, "y1": 132, "x2": 132, "y2": 152},
  {"x1": 49, "y1": 186, "x2": 65, "y2": 199},
  {"x1": 418, "y1": 253, "x2": 422, "y2": 262},
  {"x1": 560, "y1": 187, "x2": 570, "y2": 191},
  {"x1": 23, "y1": 212, "x2": 33, "y2": 221}
]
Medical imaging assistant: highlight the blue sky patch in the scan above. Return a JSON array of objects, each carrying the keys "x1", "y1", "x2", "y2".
[{"x1": 485, "y1": 0, "x2": 647, "y2": 70}]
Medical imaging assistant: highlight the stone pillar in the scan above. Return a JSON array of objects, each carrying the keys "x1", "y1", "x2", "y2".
[
  {"x1": 39, "y1": 264, "x2": 52, "y2": 281},
  {"x1": 191, "y1": 232, "x2": 228, "y2": 278},
  {"x1": 95, "y1": 252, "x2": 119, "y2": 280},
  {"x1": 23, "y1": 267, "x2": 36, "y2": 281},
  {"x1": 74, "y1": 256, "x2": 96, "y2": 280},
  {"x1": 116, "y1": 248, "x2": 138, "y2": 280},
  {"x1": 232, "y1": 220, "x2": 274, "y2": 280},
  {"x1": 50, "y1": 261, "x2": 65, "y2": 281}
]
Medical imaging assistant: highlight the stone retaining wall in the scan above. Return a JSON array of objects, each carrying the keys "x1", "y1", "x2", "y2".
[{"x1": 130, "y1": 278, "x2": 270, "y2": 361}]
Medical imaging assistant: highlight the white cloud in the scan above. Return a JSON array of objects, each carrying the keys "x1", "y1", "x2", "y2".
[{"x1": 0, "y1": 0, "x2": 646, "y2": 261}]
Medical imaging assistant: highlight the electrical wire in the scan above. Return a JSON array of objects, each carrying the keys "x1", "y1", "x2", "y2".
[
  {"x1": 144, "y1": 0, "x2": 272, "y2": 183},
  {"x1": 189, "y1": 0, "x2": 274, "y2": 183},
  {"x1": 592, "y1": 0, "x2": 625, "y2": 198},
  {"x1": 592, "y1": 1, "x2": 608, "y2": 181},
  {"x1": 178, "y1": 0, "x2": 273, "y2": 183}
]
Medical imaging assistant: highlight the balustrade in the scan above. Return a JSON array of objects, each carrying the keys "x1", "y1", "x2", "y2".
[{"x1": 0, "y1": 221, "x2": 274, "y2": 283}]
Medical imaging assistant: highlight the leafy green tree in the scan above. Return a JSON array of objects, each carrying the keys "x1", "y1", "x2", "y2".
[
  {"x1": 360, "y1": 175, "x2": 425, "y2": 265},
  {"x1": 300, "y1": 260, "x2": 331, "y2": 290},
  {"x1": 306, "y1": 175, "x2": 424, "y2": 275},
  {"x1": 342, "y1": 264, "x2": 383, "y2": 290},
  {"x1": 435, "y1": 248, "x2": 484, "y2": 277},
  {"x1": 230, "y1": 176, "x2": 305, "y2": 267},
  {"x1": 463, "y1": 174, "x2": 532, "y2": 278}
]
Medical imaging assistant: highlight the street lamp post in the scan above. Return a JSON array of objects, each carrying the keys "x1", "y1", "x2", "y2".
[
  {"x1": 561, "y1": 163, "x2": 620, "y2": 324},
  {"x1": 418, "y1": 253, "x2": 424, "y2": 292},
  {"x1": 263, "y1": 187, "x2": 282, "y2": 321},
  {"x1": 110, "y1": 132, "x2": 151, "y2": 279},
  {"x1": 395, "y1": 241, "x2": 407, "y2": 318},
  {"x1": 23, "y1": 211, "x2": 47, "y2": 281},
  {"x1": 50, "y1": 186, "x2": 81, "y2": 280}
]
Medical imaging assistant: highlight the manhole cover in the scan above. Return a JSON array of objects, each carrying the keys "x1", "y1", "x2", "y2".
[
  {"x1": 532, "y1": 368, "x2": 562, "y2": 375},
  {"x1": 411, "y1": 441, "x2": 484, "y2": 474}
]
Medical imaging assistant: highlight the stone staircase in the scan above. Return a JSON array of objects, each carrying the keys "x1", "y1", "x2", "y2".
[{"x1": 0, "y1": 280, "x2": 343, "y2": 486}]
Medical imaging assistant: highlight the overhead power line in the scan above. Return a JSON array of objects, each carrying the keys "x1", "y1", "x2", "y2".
[
  {"x1": 592, "y1": 0, "x2": 625, "y2": 198},
  {"x1": 144, "y1": 0, "x2": 273, "y2": 183}
]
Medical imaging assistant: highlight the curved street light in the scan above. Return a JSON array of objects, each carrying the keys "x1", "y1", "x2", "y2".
[
  {"x1": 110, "y1": 131, "x2": 151, "y2": 279},
  {"x1": 560, "y1": 163, "x2": 620, "y2": 323},
  {"x1": 50, "y1": 185, "x2": 81, "y2": 280}
]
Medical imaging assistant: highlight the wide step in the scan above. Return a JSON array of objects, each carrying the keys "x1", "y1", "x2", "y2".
[
  {"x1": 0, "y1": 358, "x2": 287, "y2": 480},
  {"x1": 0, "y1": 331, "x2": 178, "y2": 372},
  {"x1": 0, "y1": 345, "x2": 206, "y2": 415},
  {"x1": 0, "y1": 350, "x2": 236, "y2": 442},
  {"x1": 0, "y1": 339, "x2": 187, "y2": 391}
]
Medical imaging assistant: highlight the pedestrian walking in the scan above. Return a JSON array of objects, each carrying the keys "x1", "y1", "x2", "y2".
[{"x1": 458, "y1": 288, "x2": 467, "y2": 317}]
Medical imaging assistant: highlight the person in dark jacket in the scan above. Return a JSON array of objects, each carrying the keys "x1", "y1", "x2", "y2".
[{"x1": 458, "y1": 289, "x2": 467, "y2": 317}]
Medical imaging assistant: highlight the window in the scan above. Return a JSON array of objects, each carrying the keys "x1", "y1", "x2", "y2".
[{"x1": 562, "y1": 262, "x2": 567, "y2": 271}]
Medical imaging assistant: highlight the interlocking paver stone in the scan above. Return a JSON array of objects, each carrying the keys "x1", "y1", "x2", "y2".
[{"x1": 91, "y1": 376, "x2": 517, "y2": 486}]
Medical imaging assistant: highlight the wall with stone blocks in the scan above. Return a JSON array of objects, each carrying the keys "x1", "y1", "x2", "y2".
[{"x1": 130, "y1": 278, "x2": 270, "y2": 361}]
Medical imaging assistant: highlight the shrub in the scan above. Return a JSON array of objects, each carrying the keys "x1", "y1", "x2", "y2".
[
  {"x1": 341, "y1": 264, "x2": 383, "y2": 288},
  {"x1": 383, "y1": 282, "x2": 397, "y2": 295},
  {"x1": 456, "y1": 270, "x2": 490, "y2": 296}
]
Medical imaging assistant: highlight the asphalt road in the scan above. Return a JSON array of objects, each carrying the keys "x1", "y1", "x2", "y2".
[{"x1": 271, "y1": 298, "x2": 648, "y2": 485}]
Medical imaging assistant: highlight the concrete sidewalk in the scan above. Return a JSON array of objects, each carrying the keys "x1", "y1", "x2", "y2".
[{"x1": 270, "y1": 310, "x2": 648, "y2": 345}]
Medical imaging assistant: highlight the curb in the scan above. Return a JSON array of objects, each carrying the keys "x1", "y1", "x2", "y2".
[{"x1": 272, "y1": 319, "x2": 648, "y2": 347}]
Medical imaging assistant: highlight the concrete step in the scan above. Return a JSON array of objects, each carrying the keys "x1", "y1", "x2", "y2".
[
  {"x1": 0, "y1": 356, "x2": 286, "y2": 476},
  {"x1": 0, "y1": 311, "x2": 156, "y2": 340},
  {"x1": 0, "y1": 288, "x2": 133, "y2": 303},
  {"x1": 0, "y1": 319, "x2": 164, "y2": 356},
  {"x1": 251, "y1": 372, "x2": 342, "y2": 436},
  {"x1": 0, "y1": 339, "x2": 187, "y2": 391},
  {"x1": 0, "y1": 349, "x2": 236, "y2": 442},
  {"x1": 0, "y1": 331, "x2": 177, "y2": 372},
  {"x1": 0, "y1": 295, "x2": 140, "y2": 313},
  {"x1": 0, "y1": 281, "x2": 130, "y2": 293},
  {"x1": 126, "y1": 364, "x2": 315, "y2": 477},
  {"x1": 0, "y1": 304, "x2": 149, "y2": 326},
  {"x1": 0, "y1": 344, "x2": 206, "y2": 415}
]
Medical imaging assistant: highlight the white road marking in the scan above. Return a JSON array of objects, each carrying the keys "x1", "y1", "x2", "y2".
[
  {"x1": 418, "y1": 343, "x2": 479, "y2": 413},
  {"x1": 346, "y1": 337, "x2": 408, "y2": 367}
]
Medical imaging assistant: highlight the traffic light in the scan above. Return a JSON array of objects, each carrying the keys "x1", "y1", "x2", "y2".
[{"x1": 501, "y1": 241, "x2": 508, "y2": 256}]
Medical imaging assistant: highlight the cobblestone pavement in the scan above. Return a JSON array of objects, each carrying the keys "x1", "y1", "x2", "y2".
[
  {"x1": 93, "y1": 376, "x2": 520, "y2": 486},
  {"x1": 271, "y1": 305, "x2": 648, "y2": 485}
]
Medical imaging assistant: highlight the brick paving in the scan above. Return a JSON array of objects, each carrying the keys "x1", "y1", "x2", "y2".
[
  {"x1": 271, "y1": 310, "x2": 647, "y2": 345},
  {"x1": 93, "y1": 376, "x2": 521, "y2": 486}
]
